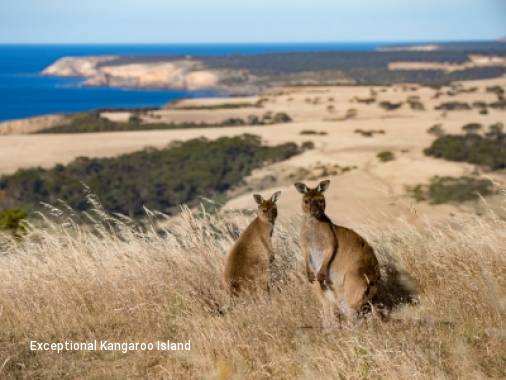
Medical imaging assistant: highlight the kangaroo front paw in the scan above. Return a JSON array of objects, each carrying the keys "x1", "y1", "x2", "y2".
[{"x1": 317, "y1": 270, "x2": 329, "y2": 285}]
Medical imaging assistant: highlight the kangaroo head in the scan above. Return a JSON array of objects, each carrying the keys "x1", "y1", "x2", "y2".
[
  {"x1": 294, "y1": 180, "x2": 330, "y2": 217},
  {"x1": 253, "y1": 191, "x2": 281, "y2": 223}
]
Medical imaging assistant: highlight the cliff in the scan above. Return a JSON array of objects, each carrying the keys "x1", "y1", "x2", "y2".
[{"x1": 42, "y1": 56, "x2": 220, "y2": 90}]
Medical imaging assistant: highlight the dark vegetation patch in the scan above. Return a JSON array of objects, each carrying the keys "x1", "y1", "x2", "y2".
[
  {"x1": 407, "y1": 96, "x2": 425, "y2": 111},
  {"x1": 377, "y1": 151, "x2": 395, "y2": 162},
  {"x1": 446, "y1": 86, "x2": 478, "y2": 96},
  {"x1": 354, "y1": 129, "x2": 385, "y2": 137},
  {"x1": 0, "y1": 135, "x2": 301, "y2": 217},
  {"x1": 287, "y1": 163, "x2": 357, "y2": 182},
  {"x1": 424, "y1": 123, "x2": 506, "y2": 169},
  {"x1": 300, "y1": 130, "x2": 328, "y2": 136},
  {"x1": 344, "y1": 108, "x2": 358, "y2": 119},
  {"x1": 486, "y1": 85, "x2": 505, "y2": 98},
  {"x1": 37, "y1": 111, "x2": 292, "y2": 134},
  {"x1": 353, "y1": 96, "x2": 376, "y2": 104},
  {"x1": 461, "y1": 123, "x2": 482, "y2": 133},
  {"x1": 0, "y1": 208, "x2": 27, "y2": 238},
  {"x1": 379, "y1": 101, "x2": 403, "y2": 111},
  {"x1": 300, "y1": 141, "x2": 315, "y2": 150},
  {"x1": 427, "y1": 124, "x2": 445, "y2": 137},
  {"x1": 435, "y1": 102, "x2": 471, "y2": 111},
  {"x1": 489, "y1": 99, "x2": 506, "y2": 110},
  {"x1": 472, "y1": 101, "x2": 488, "y2": 109},
  {"x1": 407, "y1": 176, "x2": 494, "y2": 204},
  {"x1": 170, "y1": 101, "x2": 263, "y2": 110}
]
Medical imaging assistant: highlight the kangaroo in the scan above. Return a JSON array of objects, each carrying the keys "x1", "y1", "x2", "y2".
[
  {"x1": 224, "y1": 191, "x2": 281, "y2": 296},
  {"x1": 294, "y1": 180, "x2": 380, "y2": 322}
]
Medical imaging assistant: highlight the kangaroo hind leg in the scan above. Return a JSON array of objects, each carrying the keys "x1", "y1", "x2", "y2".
[{"x1": 342, "y1": 271, "x2": 369, "y2": 320}]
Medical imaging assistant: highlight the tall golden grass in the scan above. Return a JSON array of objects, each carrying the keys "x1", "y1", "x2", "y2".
[{"x1": 0, "y1": 199, "x2": 505, "y2": 379}]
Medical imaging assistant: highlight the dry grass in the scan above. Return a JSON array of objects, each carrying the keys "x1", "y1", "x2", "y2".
[{"x1": 0, "y1": 199, "x2": 505, "y2": 379}]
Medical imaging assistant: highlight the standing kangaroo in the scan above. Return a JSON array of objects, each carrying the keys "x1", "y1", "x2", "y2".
[
  {"x1": 294, "y1": 180, "x2": 380, "y2": 322},
  {"x1": 224, "y1": 191, "x2": 281, "y2": 295}
]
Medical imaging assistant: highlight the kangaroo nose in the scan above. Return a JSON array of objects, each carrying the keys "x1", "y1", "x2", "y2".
[{"x1": 310, "y1": 203, "x2": 321, "y2": 214}]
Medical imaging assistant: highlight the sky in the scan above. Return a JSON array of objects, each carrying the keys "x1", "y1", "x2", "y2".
[{"x1": 0, "y1": 0, "x2": 505, "y2": 43}]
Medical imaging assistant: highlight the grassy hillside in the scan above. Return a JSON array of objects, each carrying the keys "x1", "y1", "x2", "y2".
[
  {"x1": 0, "y1": 134, "x2": 300, "y2": 217},
  {"x1": 0, "y1": 204, "x2": 504, "y2": 378}
]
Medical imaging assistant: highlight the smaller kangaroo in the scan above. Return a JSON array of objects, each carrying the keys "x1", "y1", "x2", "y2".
[
  {"x1": 294, "y1": 180, "x2": 380, "y2": 321},
  {"x1": 224, "y1": 191, "x2": 281, "y2": 295}
]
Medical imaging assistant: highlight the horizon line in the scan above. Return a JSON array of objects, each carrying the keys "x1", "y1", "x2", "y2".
[{"x1": 0, "y1": 38, "x2": 503, "y2": 46}]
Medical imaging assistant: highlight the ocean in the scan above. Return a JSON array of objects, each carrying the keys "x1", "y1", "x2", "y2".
[{"x1": 0, "y1": 43, "x2": 384, "y2": 122}]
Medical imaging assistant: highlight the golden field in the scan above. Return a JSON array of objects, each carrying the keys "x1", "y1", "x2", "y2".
[{"x1": 0, "y1": 198, "x2": 505, "y2": 379}]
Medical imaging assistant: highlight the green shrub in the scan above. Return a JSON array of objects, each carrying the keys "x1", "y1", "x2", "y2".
[
  {"x1": 300, "y1": 130, "x2": 327, "y2": 136},
  {"x1": 461, "y1": 123, "x2": 482, "y2": 133},
  {"x1": 435, "y1": 102, "x2": 471, "y2": 111},
  {"x1": 0, "y1": 208, "x2": 27, "y2": 238},
  {"x1": 301, "y1": 141, "x2": 315, "y2": 150},
  {"x1": 472, "y1": 101, "x2": 487, "y2": 109},
  {"x1": 345, "y1": 108, "x2": 358, "y2": 119},
  {"x1": 354, "y1": 129, "x2": 385, "y2": 137},
  {"x1": 271, "y1": 112, "x2": 292, "y2": 124},
  {"x1": 0, "y1": 135, "x2": 300, "y2": 217},
  {"x1": 486, "y1": 85, "x2": 505, "y2": 97},
  {"x1": 489, "y1": 100, "x2": 506, "y2": 110},
  {"x1": 354, "y1": 97, "x2": 375, "y2": 104},
  {"x1": 379, "y1": 101, "x2": 402, "y2": 111},
  {"x1": 427, "y1": 124, "x2": 445, "y2": 137},
  {"x1": 424, "y1": 127, "x2": 506, "y2": 170},
  {"x1": 377, "y1": 151, "x2": 395, "y2": 162},
  {"x1": 486, "y1": 122, "x2": 504, "y2": 138},
  {"x1": 407, "y1": 176, "x2": 494, "y2": 204},
  {"x1": 407, "y1": 96, "x2": 425, "y2": 111}
]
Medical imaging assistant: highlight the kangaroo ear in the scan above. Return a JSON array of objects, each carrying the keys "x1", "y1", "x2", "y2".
[
  {"x1": 317, "y1": 179, "x2": 330, "y2": 193},
  {"x1": 294, "y1": 182, "x2": 309, "y2": 194},
  {"x1": 253, "y1": 194, "x2": 263, "y2": 205},
  {"x1": 271, "y1": 191, "x2": 281, "y2": 203}
]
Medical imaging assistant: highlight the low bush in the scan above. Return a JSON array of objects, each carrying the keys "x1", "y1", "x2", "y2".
[
  {"x1": 353, "y1": 96, "x2": 375, "y2": 104},
  {"x1": 434, "y1": 102, "x2": 471, "y2": 111},
  {"x1": 461, "y1": 123, "x2": 482, "y2": 133},
  {"x1": 486, "y1": 85, "x2": 505, "y2": 98},
  {"x1": 407, "y1": 176, "x2": 494, "y2": 204},
  {"x1": 300, "y1": 141, "x2": 315, "y2": 150},
  {"x1": 427, "y1": 124, "x2": 445, "y2": 137},
  {"x1": 377, "y1": 151, "x2": 395, "y2": 162},
  {"x1": 489, "y1": 99, "x2": 506, "y2": 110},
  {"x1": 379, "y1": 101, "x2": 402, "y2": 110},
  {"x1": 300, "y1": 130, "x2": 328, "y2": 136},
  {"x1": 0, "y1": 207, "x2": 27, "y2": 238},
  {"x1": 424, "y1": 125, "x2": 506, "y2": 169},
  {"x1": 354, "y1": 129, "x2": 385, "y2": 137}
]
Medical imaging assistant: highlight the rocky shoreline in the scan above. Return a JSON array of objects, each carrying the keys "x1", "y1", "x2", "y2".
[{"x1": 42, "y1": 56, "x2": 222, "y2": 91}]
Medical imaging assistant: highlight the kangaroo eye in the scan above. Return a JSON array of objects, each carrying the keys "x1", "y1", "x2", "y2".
[{"x1": 304, "y1": 199, "x2": 309, "y2": 204}]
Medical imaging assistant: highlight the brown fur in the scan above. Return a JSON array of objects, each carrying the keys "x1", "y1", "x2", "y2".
[
  {"x1": 294, "y1": 180, "x2": 380, "y2": 321},
  {"x1": 224, "y1": 191, "x2": 281, "y2": 296}
]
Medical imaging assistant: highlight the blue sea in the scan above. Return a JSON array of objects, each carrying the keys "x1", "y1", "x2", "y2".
[{"x1": 0, "y1": 43, "x2": 384, "y2": 122}]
